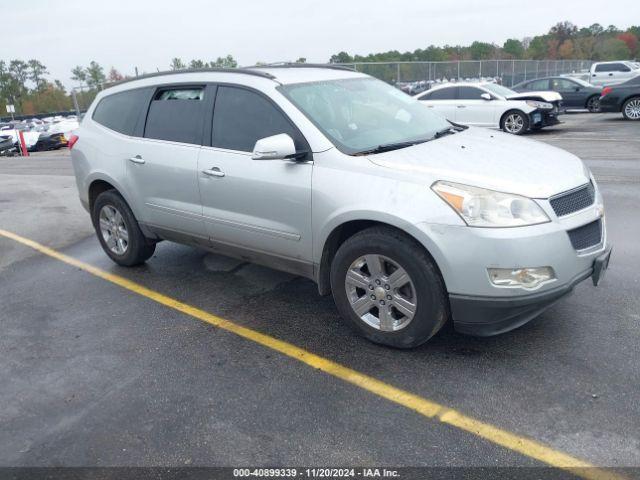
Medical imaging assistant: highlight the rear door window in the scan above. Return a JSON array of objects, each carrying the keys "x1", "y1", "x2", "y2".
[
  {"x1": 421, "y1": 87, "x2": 456, "y2": 100},
  {"x1": 457, "y1": 86, "x2": 485, "y2": 99},
  {"x1": 550, "y1": 79, "x2": 577, "y2": 91},
  {"x1": 144, "y1": 86, "x2": 205, "y2": 144},
  {"x1": 92, "y1": 88, "x2": 150, "y2": 136},
  {"x1": 212, "y1": 86, "x2": 304, "y2": 152},
  {"x1": 529, "y1": 79, "x2": 550, "y2": 90}
]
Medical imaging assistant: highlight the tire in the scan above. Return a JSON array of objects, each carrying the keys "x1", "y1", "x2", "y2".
[
  {"x1": 92, "y1": 190, "x2": 155, "y2": 266},
  {"x1": 586, "y1": 95, "x2": 600, "y2": 113},
  {"x1": 622, "y1": 96, "x2": 640, "y2": 121},
  {"x1": 329, "y1": 226, "x2": 449, "y2": 348},
  {"x1": 501, "y1": 110, "x2": 529, "y2": 135}
]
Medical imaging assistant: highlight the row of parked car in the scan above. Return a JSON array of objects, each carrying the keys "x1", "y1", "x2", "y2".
[
  {"x1": 413, "y1": 75, "x2": 640, "y2": 134},
  {"x1": 0, "y1": 115, "x2": 80, "y2": 156}
]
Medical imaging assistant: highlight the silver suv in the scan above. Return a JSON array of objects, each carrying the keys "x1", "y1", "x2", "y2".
[{"x1": 70, "y1": 65, "x2": 611, "y2": 348}]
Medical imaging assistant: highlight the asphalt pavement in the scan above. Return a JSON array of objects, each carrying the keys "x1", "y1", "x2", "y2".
[{"x1": 0, "y1": 113, "x2": 638, "y2": 474}]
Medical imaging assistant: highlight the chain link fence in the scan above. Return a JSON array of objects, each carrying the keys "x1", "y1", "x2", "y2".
[{"x1": 338, "y1": 60, "x2": 593, "y2": 87}]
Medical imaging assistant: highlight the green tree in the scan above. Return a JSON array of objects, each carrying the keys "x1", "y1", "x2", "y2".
[
  {"x1": 85, "y1": 61, "x2": 106, "y2": 89},
  {"x1": 594, "y1": 38, "x2": 631, "y2": 60},
  {"x1": 170, "y1": 58, "x2": 186, "y2": 70},
  {"x1": 189, "y1": 59, "x2": 207, "y2": 69},
  {"x1": 503, "y1": 39, "x2": 524, "y2": 58},
  {"x1": 211, "y1": 55, "x2": 237, "y2": 68},
  {"x1": 468, "y1": 41, "x2": 494, "y2": 60},
  {"x1": 9, "y1": 60, "x2": 29, "y2": 87},
  {"x1": 329, "y1": 51, "x2": 353, "y2": 63},
  {"x1": 27, "y1": 59, "x2": 48, "y2": 90},
  {"x1": 71, "y1": 66, "x2": 87, "y2": 86},
  {"x1": 526, "y1": 36, "x2": 548, "y2": 59},
  {"x1": 294, "y1": 57, "x2": 307, "y2": 64}
]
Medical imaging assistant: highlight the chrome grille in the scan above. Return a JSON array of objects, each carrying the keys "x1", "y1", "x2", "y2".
[
  {"x1": 567, "y1": 219, "x2": 602, "y2": 251},
  {"x1": 550, "y1": 182, "x2": 595, "y2": 217}
]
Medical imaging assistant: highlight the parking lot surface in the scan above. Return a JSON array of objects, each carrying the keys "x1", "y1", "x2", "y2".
[{"x1": 0, "y1": 113, "x2": 638, "y2": 474}]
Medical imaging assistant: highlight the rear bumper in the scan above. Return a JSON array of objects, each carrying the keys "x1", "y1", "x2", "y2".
[
  {"x1": 450, "y1": 246, "x2": 612, "y2": 336},
  {"x1": 598, "y1": 98, "x2": 620, "y2": 113}
]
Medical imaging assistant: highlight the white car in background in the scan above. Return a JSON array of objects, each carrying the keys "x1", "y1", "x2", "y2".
[
  {"x1": 415, "y1": 82, "x2": 562, "y2": 135},
  {"x1": 45, "y1": 117, "x2": 80, "y2": 140},
  {"x1": 589, "y1": 61, "x2": 640, "y2": 86}
]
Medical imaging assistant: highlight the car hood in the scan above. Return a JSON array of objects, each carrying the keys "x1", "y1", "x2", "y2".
[
  {"x1": 367, "y1": 127, "x2": 589, "y2": 198},
  {"x1": 507, "y1": 90, "x2": 563, "y2": 102}
]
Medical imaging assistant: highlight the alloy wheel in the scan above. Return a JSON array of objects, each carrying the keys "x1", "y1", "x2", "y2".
[
  {"x1": 504, "y1": 113, "x2": 525, "y2": 134},
  {"x1": 587, "y1": 96, "x2": 600, "y2": 113},
  {"x1": 624, "y1": 99, "x2": 640, "y2": 120},
  {"x1": 99, "y1": 204, "x2": 129, "y2": 255},
  {"x1": 344, "y1": 254, "x2": 417, "y2": 332}
]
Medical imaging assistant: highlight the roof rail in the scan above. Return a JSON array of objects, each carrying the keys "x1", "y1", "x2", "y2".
[
  {"x1": 249, "y1": 62, "x2": 356, "y2": 72},
  {"x1": 110, "y1": 67, "x2": 277, "y2": 87}
]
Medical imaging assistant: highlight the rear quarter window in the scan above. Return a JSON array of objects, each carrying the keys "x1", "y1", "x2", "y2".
[
  {"x1": 92, "y1": 88, "x2": 150, "y2": 136},
  {"x1": 144, "y1": 86, "x2": 206, "y2": 144}
]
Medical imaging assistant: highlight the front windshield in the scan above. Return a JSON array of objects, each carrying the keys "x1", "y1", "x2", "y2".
[
  {"x1": 279, "y1": 77, "x2": 451, "y2": 155},
  {"x1": 482, "y1": 83, "x2": 517, "y2": 98}
]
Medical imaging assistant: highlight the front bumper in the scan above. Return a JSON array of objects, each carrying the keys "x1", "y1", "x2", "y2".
[
  {"x1": 530, "y1": 108, "x2": 561, "y2": 128},
  {"x1": 450, "y1": 246, "x2": 611, "y2": 336}
]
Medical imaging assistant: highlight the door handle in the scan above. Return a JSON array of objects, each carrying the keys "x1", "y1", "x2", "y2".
[
  {"x1": 128, "y1": 155, "x2": 145, "y2": 164},
  {"x1": 457, "y1": 105, "x2": 466, "y2": 108},
  {"x1": 608, "y1": 73, "x2": 613, "y2": 76},
  {"x1": 202, "y1": 167, "x2": 225, "y2": 177}
]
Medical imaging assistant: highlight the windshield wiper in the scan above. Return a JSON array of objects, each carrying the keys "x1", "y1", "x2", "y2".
[
  {"x1": 433, "y1": 127, "x2": 460, "y2": 139},
  {"x1": 353, "y1": 138, "x2": 431, "y2": 156}
]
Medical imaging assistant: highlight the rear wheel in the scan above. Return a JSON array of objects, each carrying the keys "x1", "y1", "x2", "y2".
[
  {"x1": 622, "y1": 97, "x2": 640, "y2": 120},
  {"x1": 330, "y1": 227, "x2": 449, "y2": 348},
  {"x1": 586, "y1": 95, "x2": 600, "y2": 113},
  {"x1": 501, "y1": 110, "x2": 529, "y2": 135},
  {"x1": 92, "y1": 190, "x2": 155, "y2": 266}
]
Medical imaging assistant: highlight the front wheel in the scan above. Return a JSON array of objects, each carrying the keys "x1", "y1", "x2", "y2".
[
  {"x1": 622, "y1": 97, "x2": 640, "y2": 121},
  {"x1": 330, "y1": 227, "x2": 449, "y2": 348},
  {"x1": 586, "y1": 95, "x2": 600, "y2": 113},
  {"x1": 501, "y1": 110, "x2": 529, "y2": 135}
]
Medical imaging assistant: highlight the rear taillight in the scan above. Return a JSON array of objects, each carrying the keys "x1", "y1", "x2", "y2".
[
  {"x1": 601, "y1": 87, "x2": 612, "y2": 97},
  {"x1": 68, "y1": 134, "x2": 79, "y2": 149}
]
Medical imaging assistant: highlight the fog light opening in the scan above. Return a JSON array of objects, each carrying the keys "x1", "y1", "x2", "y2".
[{"x1": 488, "y1": 267, "x2": 556, "y2": 289}]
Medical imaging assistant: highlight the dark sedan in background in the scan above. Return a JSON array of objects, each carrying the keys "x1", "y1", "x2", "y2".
[
  {"x1": 599, "y1": 75, "x2": 640, "y2": 120},
  {"x1": 29, "y1": 132, "x2": 68, "y2": 152},
  {"x1": 513, "y1": 76, "x2": 602, "y2": 112}
]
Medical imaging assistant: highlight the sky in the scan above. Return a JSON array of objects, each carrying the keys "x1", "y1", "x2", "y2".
[{"x1": 2, "y1": 0, "x2": 638, "y2": 88}]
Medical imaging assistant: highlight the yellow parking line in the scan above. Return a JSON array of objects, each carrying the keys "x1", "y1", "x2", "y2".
[{"x1": 0, "y1": 228, "x2": 625, "y2": 480}]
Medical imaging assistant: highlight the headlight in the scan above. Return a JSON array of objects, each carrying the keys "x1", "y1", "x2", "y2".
[
  {"x1": 526, "y1": 100, "x2": 553, "y2": 109},
  {"x1": 432, "y1": 181, "x2": 550, "y2": 227}
]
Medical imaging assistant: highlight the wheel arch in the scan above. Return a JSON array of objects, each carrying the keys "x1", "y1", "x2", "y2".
[
  {"x1": 315, "y1": 216, "x2": 448, "y2": 297},
  {"x1": 622, "y1": 94, "x2": 640, "y2": 114},
  {"x1": 86, "y1": 173, "x2": 143, "y2": 224},
  {"x1": 584, "y1": 93, "x2": 600, "y2": 108}
]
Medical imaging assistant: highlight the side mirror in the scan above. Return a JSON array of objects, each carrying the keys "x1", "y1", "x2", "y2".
[
  {"x1": 480, "y1": 93, "x2": 492, "y2": 101},
  {"x1": 252, "y1": 133, "x2": 297, "y2": 160},
  {"x1": 574, "y1": 86, "x2": 581, "y2": 92}
]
